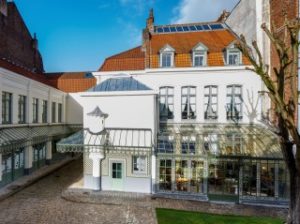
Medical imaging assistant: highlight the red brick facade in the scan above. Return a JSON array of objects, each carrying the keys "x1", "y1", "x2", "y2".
[
  {"x1": 0, "y1": 2, "x2": 44, "y2": 73},
  {"x1": 269, "y1": 0, "x2": 298, "y2": 122}
]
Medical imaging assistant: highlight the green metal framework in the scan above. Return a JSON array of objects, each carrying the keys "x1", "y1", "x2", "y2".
[
  {"x1": 57, "y1": 128, "x2": 153, "y2": 155},
  {"x1": 0, "y1": 124, "x2": 81, "y2": 154}
]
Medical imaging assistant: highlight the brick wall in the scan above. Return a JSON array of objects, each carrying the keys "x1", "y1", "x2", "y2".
[
  {"x1": 269, "y1": 0, "x2": 298, "y2": 123},
  {"x1": 0, "y1": 2, "x2": 44, "y2": 73}
]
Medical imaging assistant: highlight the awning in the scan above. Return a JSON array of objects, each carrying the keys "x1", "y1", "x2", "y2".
[
  {"x1": 57, "y1": 128, "x2": 153, "y2": 155},
  {"x1": 158, "y1": 123, "x2": 282, "y2": 159},
  {"x1": 0, "y1": 125, "x2": 80, "y2": 154}
]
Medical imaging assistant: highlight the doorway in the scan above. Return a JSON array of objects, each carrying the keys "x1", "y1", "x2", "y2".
[{"x1": 110, "y1": 161, "x2": 124, "y2": 191}]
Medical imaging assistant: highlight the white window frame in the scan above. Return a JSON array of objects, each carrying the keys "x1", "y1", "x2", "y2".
[
  {"x1": 58, "y1": 103, "x2": 62, "y2": 123},
  {"x1": 226, "y1": 85, "x2": 243, "y2": 120},
  {"x1": 42, "y1": 100, "x2": 48, "y2": 123},
  {"x1": 204, "y1": 85, "x2": 218, "y2": 120},
  {"x1": 18, "y1": 95, "x2": 26, "y2": 124},
  {"x1": 2, "y1": 91, "x2": 12, "y2": 124},
  {"x1": 181, "y1": 86, "x2": 197, "y2": 120},
  {"x1": 204, "y1": 133, "x2": 219, "y2": 155},
  {"x1": 225, "y1": 43, "x2": 242, "y2": 66},
  {"x1": 159, "y1": 86, "x2": 174, "y2": 120},
  {"x1": 160, "y1": 44, "x2": 175, "y2": 68},
  {"x1": 32, "y1": 98, "x2": 39, "y2": 123},
  {"x1": 52, "y1": 102, "x2": 56, "y2": 123},
  {"x1": 192, "y1": 42, "x2": 208, "y2": 67},
  {"x1": 132, "y1": 156, "x2": 147, "y2": 175}
]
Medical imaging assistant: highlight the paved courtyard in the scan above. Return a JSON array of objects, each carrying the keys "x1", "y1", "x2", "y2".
[
  {"x1": 0, "y1": 158, "x2": 156, "y2": 224},
  {"x1": 0, "y1": 157, "x2": 287, "y2": 224}
]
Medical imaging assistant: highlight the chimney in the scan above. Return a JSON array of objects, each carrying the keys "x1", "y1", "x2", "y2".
[
  {"x1": 32, "y1": 33, "x2": 38, "y2": 50},
  {"x1": 217, "y1": 10, "x2": 230, "y2": 22},
  {"x1": 0, "y1": 0, "x2": 7, "y2": 16},
  {"x1": 146, "y1": 8, "x2": 154, "y2": 33}
]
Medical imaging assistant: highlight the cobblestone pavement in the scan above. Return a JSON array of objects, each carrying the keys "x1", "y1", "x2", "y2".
[{"x1": 0, "y1": 159, "x2": 156, "y2": 224}]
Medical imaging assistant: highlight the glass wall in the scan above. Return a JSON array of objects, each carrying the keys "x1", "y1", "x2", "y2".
[
  {"x1": 0, "y1": 148, "x2": 25, "y2": 188},
  {"x1": 156, "y1": 130, "x2": 289, "y2": 203},
  {"x1": 158, "y1": 158, "x2": 205, "y2": 195},
  {"x1": 208, "y1": 160, "x2": 239, "y2": 201},
  {"x1": 32, "y1": 143, "x2": 46, "y2": 170},
  {"x1": 159, "y1": 159, "x2": 172, "y2": 191},
  {"x1": 242, "y1": 160, "x2": 289, "y2": 200}
]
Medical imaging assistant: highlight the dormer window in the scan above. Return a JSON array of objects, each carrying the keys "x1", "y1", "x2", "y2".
[
  {"x1": 160, "y1": 44, "x2": 175, "y2": 68},
  {"x1": 192, "y1": 43, "x2": 208, "y2": 67},
  {"x1": 226, "y1": 42, "x2": 242, "y2": 66},
  {"x1": 228, "y1": 49, "x2": 241, "y2": 65}
]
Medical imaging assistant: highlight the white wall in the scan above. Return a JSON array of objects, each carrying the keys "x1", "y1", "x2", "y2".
[
  {"x1": 226, "y1": 0, "x2": 257, "y2": 47},
  {"x1": 226, "y1": 0, "x2": 271, "y2": 120},
  {"x1": 80, "y1": 92, "x2": 157, "y2": 131},
  {"x1": 66, "y1": 93, "x2": 83, "y2": 125},
  {"x1": 93, "y1": 67, "x2": 264, "y2": 125},
  {"x1": 0, "y1": 67, "x2": 66, "y2": 126}
]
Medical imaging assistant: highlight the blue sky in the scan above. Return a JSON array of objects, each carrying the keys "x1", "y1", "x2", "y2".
[{"x1": 14, "y1": 0, "x2": 239, "y2": 72}]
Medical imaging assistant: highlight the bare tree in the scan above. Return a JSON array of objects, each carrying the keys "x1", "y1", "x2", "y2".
[{"x1": 238, "y1": 18, "x2": 300, "y2": 224}]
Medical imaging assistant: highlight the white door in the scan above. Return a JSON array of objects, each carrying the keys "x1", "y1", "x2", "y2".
[{"x1": 111, "y1": 161, "x2": 124, "y2": 191}]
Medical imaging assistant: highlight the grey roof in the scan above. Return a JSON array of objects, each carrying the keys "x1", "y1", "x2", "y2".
[
  {"x1": 87, "y1": 106, "x2": 108, "y2": 118},
  {"x1": 87, "y1": 77, "x2": 152, "y2": 92}
]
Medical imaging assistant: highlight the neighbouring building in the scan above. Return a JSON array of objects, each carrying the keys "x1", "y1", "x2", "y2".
[
  {"x1": 0, "y1": 1, "x2": 95, "y2": 187},
  {"x1": 57, "y1": 9, "x2": 290, "y2": 205}
]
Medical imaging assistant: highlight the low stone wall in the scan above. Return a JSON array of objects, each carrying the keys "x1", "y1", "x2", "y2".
[{"x1": 62, "y1": 188, "x2": 288, "y2": 219}]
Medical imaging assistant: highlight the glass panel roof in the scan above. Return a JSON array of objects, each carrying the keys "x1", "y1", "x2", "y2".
[
  {"x1": 57, "y1": 128, "x2": 153, "y2": 153},
  {"x1": 154, "y1": 23, "x2": 224, "y2": 34},
  {"x1": 88, "y1": 77, "x2": 152, "y2": 92}
]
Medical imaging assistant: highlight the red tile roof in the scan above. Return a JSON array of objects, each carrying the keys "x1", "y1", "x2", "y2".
[
  {"x1": 0, "y1": 58, "x2": 53, "y2": 87},
  {"x1": 46, "y1": 72, "x2": 97, "y2": 93},
  {"x1": 99, "y1": 28, "x2": 250, "y2": 71},
  {"x1": 99, "y1": 46, "x2": 145, "y2": 71}
]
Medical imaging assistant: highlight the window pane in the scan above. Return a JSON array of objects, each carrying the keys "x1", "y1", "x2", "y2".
[{"x1": 190, "y1": 87, "x2": 196, "y2": 95}]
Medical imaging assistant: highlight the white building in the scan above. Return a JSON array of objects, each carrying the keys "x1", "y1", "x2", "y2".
[
  {"x1": 57, "y1": 10, "x2": 289, "y2": 205},
  {"x1": 0, "y1": 1, "x2": 93, "y2": 187}
]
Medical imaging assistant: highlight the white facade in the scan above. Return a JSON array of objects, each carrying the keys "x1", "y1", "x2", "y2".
[
  {"x1": 0, "y1": 67, "x2": 66, "y2": 125},
  {"x1": 93, "y1": 66, "x2": 263, "y2": 125},
  {"x1": 67, "y1": 65, "x2": 270, "y2": 194},
  {"x1": 0, "y1": 66, "x2": 77, "y2": 186}
]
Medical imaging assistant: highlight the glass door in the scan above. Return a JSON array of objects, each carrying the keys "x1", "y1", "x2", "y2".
[
  {"x1": 111, "y1": 162, "x2": 123, "y2": 191},
  {"x1": 208, "y1": 160, "x2": 240, "y2": 202}
]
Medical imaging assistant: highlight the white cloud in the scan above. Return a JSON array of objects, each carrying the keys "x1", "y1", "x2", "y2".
[
  {"x1": 116, "y1": 18, "x2": 141, "y2": 46},
  {"x1": 172, "y1": 0, "x2": 239, "y2": 24},
  {"x1": 119, "y1": 0, "x2": 155, "y2": 16}
]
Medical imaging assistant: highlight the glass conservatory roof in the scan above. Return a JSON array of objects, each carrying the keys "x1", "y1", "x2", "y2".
[
  {"x1": 0, "y1": 125, "x2": 77, "y2": 153},
  {"x1": 88, "y1": 77, "x2": 152, "y2": 92},
  {"x1": 57, "y1": 128, "x2": 153, "y2": 154},
  {"x1": 157, "y1": 124, "x2": 282, "y2": 159}
]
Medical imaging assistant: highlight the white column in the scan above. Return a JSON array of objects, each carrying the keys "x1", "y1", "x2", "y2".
[
  {"x1": 88, "y1": 152, "x2": 105, "y2": 190},
  {"x1": 24, "y1": 145, "x2": 33, "y2": 174},
  {"x1": 62, "y1": 95, "x2": 66, "y2": 123},
  {"x1": 46, "y1": 141, "x2": 52, "y2": 165},
  {"x1": 275, "y1": 162, "x2": 279, "y2": 198},
  {"x1": 218, "y1": 84, "x2": 227, "y2": 123},
  {"x1": 12, "y1": 93, "x2": 18, "y2": 124},
  {"x1": 151, "y1": 154, "x2": 156, "y2": 194},
  {"x1": 174, "y1": 86, "x2": 182, "y2": 123},
  {"x1": 0, "y1": 154, "x2": 2, "y2": 181},
  {"x1": 48, "y1": 89, "x2": 52, "y2": 124},
  {"x1": 197, "y1": 84, "x2": 204, "y2": 122},
  {"x1": 203, "y1": 160, "x2": 208, "y2": 194},
  {"x1": 27, "y1": 81, "x2": 32, "y2": 124}
]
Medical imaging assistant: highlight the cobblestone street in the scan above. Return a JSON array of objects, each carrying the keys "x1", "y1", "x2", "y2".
[{"x1": 0, "y1": 158, "x2": 156, "y2": 224}]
